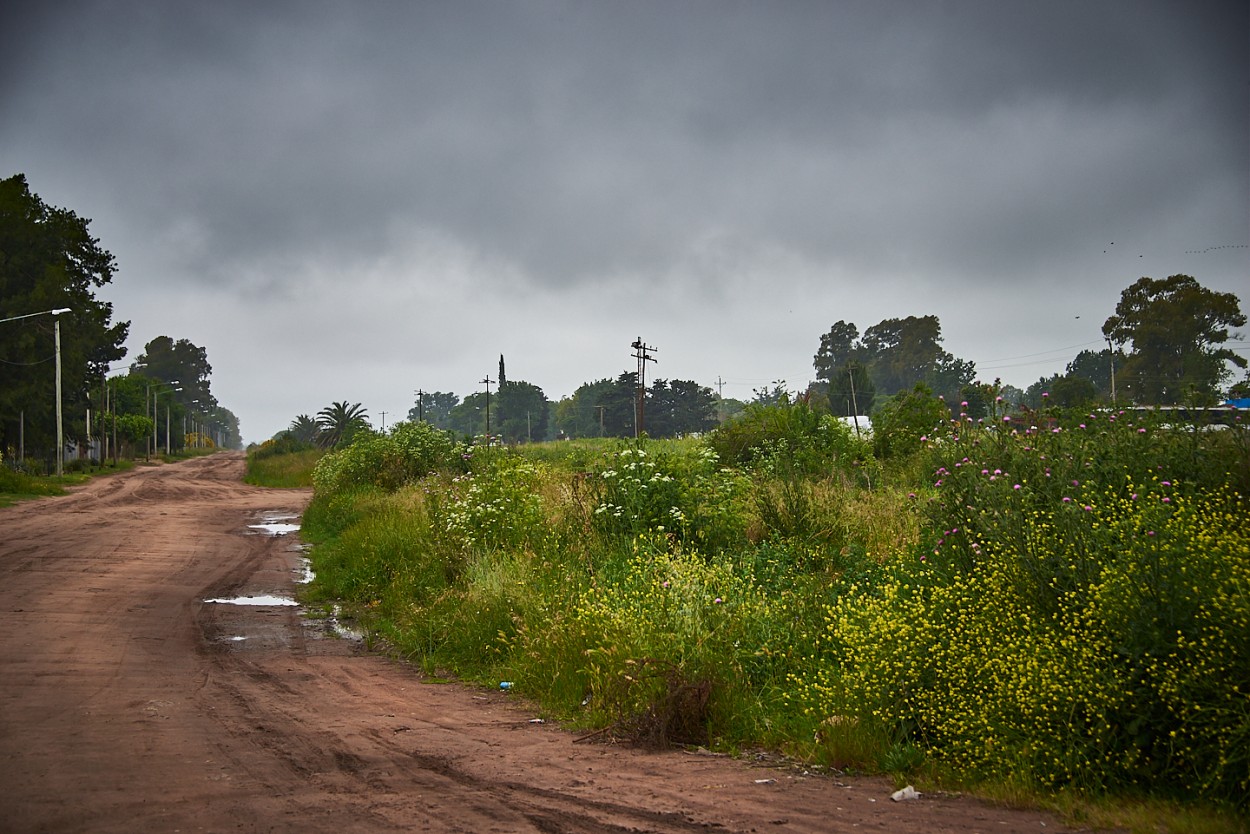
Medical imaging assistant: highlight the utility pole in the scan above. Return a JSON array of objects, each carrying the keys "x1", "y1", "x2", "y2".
[
  {"x1": 380, "y1": 411, "x2": 388, "y2": 432},
  {"x1": 630, "y1": 337, "x2": 657, "y2": 438},
  {"x1": 1106, "y1": 338, "x2": 1117, "y2": 404},
  {"x1": 54, "y1": 315, "x2": 63, "y2": 476},
  {"x1": 848, "y1": 366, "x2": 862, "y2": 439},
  {"x1": 414, "y1": 389, "x2": 425, "y2": 423},
  {"x1": 715, "y1": 376, "x2": 725, "y2": 399},
  {"x1": 481, "y1": 376, "x2": 495, "y2": 440}
]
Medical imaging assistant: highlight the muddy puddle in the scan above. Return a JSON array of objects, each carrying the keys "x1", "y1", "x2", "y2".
[
  {"x1": 248, "y1": 511, "x2": 301, "y2": 537},
  {"x1": 204, "y1": 594, "x2": 299, "y2": 606}
]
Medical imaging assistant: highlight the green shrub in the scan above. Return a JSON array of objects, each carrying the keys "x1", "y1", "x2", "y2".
[
  {"x1": 0, "y1": 464, "x2": 64, "y2": 498},
  {"x1": 512, "y1": 533, "x2": 794, "y2": 743},
  {"x1": 584, "y1": 443, "x2": 750, "y2": 552},
  {"x1": 870, "y1": 384, "x2": 954, "y2": 460},
  {"x1": 438, "y1": 454, "x2": 549, "y2": 553},
  {"x1": 708, "y1": 400, "x2": 868, "y2": 477},
  {"x1": 311, "y1": 421, "x2": 464, "y2": 496}
]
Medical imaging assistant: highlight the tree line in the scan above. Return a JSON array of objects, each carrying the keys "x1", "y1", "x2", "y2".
[
  {"x1": 289, "y1": 273, "x2": 1247, "y2": 450},
  {"x1": 6, "y1": 172, "x2": 1242, "y2": 460},
  {"x1": 2, "y1": 174, "x2": 240, "y2": 469}
]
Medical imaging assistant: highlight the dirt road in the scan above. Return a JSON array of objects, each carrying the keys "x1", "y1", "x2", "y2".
[{"x1": 0, "y1": 453, "x2": 1103, "y2": 833}]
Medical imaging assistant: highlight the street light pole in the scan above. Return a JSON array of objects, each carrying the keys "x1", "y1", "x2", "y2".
[
  {"x1": 1106, "y1": 338, "x2": 1117, "y2": 404},
  {"x1": 0, "y1": 308, "x2": 71, "y2": 475},
  {"x1": 54, "y1": 314, "x2": 64, "y2": 475}
]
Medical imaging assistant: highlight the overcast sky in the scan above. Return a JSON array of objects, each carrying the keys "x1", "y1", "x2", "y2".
[{"x1": 3, "y1": 1, "x2": 1247, "y2": 443}]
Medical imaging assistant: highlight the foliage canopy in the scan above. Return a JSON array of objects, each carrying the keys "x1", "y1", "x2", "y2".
[{"x1": 0, "y1": 174, "x2": 129, "y2": 457}]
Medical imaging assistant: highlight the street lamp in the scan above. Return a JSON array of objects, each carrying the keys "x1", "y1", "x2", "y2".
[
  {"x1": 163, "y1": 386, "x2": 182, "y2": 456},
  {"x1": 0, "y1": 307, "x2": 71, "y2": 475}
]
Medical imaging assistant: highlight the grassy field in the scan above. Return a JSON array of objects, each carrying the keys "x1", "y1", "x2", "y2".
[{"x1": 257, "y1": 403, "x2": 1249, "y2": 833}]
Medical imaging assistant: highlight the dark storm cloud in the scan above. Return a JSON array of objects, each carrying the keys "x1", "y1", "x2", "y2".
[
  {"x1": 2, "y1": 0, "x2": 1246, "y2": 440},
  {"x1": 7, "y1": 0, "x2": 1243, "y2": 294}
]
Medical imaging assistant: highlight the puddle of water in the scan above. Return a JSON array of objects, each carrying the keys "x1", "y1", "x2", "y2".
[
  {"x1": 249, "y1": 511, "x2": 302, "y2": 537},
  {"x1": 328, "y1": 604, "x2": 366, "y2": 641},
  {"x1": 249, "y1": 522, "x2": 301, "y2": 536},
  {"x1": 204, "y1": 595, "x2": 298, "y2": 607},
  {"x1": 295, "y1": 557, "x2": 316, "y2": 585}
]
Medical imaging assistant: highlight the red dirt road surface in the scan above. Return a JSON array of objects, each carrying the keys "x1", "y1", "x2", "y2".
[{"x1": 0, "y1": 453, "x2": 1109, "y2": 833}]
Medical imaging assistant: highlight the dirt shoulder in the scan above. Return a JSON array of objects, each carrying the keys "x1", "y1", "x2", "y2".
[{"x1": 0, "y1": 453, "x2": 1110, "y2": 832}]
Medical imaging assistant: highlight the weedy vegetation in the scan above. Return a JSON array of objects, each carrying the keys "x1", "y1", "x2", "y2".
[{"x1": 260, "y1": 397, "x2": 1249, "y2": 833}]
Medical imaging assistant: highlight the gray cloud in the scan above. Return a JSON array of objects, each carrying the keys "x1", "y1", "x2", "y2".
[{"x1": 2, "y1": 0, "x2": 1246, "y2": 440}]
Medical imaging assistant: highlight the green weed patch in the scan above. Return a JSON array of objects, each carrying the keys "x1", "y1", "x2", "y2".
[{"x1": 292, "y1": 403, "x2": 1249, "y2": 825}]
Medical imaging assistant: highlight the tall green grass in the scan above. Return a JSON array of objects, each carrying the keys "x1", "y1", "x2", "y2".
[
  {"x1": 0, "y1": 465, "x2": 68, "y2": 506},
  {"x1": 282, "y1": 403, "x2": 1248, "y2": 829},
  {"x1": 244, "y1": 447, "x2": 322, "y2": 487}
]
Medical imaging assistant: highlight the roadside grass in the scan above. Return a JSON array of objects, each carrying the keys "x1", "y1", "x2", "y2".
[
  {"x1": 271, "y1": 403, "x2": 1249, "y2": 833},
  {"x1": 0, "y1": 467, "x2": 68, "y2": 506},
  {"x1": 0, "y1": 459, "x2": 138, "y2": 507},
  {"x1": 244, "y1": 447, "x2": 322, "y2": 488}
]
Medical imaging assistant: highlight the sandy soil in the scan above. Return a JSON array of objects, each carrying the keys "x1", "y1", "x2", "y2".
[{"x1": 0, "y1": 453, "x2": 1113, "y2": 833}]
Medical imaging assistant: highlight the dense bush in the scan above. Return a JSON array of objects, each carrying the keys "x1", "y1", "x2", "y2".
[
  {"x1": 311, "y1": 421, "x2": 464, "y2": 495},
  {"x1": 869, "y1": 383, "x2": 952, "y2": 459},
  {"x1": 789, "y1": 408, "x2": 1250, "y2": 807},
  {"x1": 707, "y1": 400, "x2": 868, "y2": 477},
  {"x1": 584, "y1": 444, "x2": 750, "y2": 553}
]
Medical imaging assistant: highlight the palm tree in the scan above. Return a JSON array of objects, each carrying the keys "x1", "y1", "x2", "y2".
[
  {"x1": 315, "y1": 401, "x2": 370, "y2": 449},
  {"x1": 288, "y1": 414, "x2": 319, "y2": 445}
]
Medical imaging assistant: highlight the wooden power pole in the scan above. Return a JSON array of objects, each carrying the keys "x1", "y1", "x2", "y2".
[{"x1": 630, "y1": 337, "x2": 657, "y2": 438}]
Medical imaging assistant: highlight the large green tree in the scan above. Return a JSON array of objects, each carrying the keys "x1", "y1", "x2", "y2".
[
  {"x1": 644, "y1": 378, "x2": 718, "y2": 438},
  {"x1": 497, "y1": 380, "x2": 550, "y2": 443},
  {"x1": 825, "y1": 361, "x2": 875, "y2": 417},
  {"x1": 554, "y1": 379, "x2": 617, "y2": 438},
  {"x1": 316, "y1": 401, "x2": 370, "y2": 449},
  {"x1": 408, "y1": 391, "x2": 459, "y2": 429},
  {"x1": 813, "y1": 314, "x2": 974, "y2": 406},
  {"x1": 812, "y1": 320, "x2": 861, "y2": 383},
  {"x1": 1065, "y1": 347, "x2": 1123, "y2": 401},
  {"x1": 287, "y1": 414, "x2": 319, "y2": 444},
  {"x1": 860, "y1": 315, "x2": 946, "y2": 396},
  {"x1": 1, "y1": 174, "x2": 129, "y2": 459},
  {"x1": 131, "y1": 336, "x2": 216, "y2": 414},
  {"x1": 1102, "y1": 275, "x2": 1246, "y2": 404}
]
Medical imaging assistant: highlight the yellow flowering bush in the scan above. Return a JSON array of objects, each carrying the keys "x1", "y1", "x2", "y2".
[{"x1": 792, "y1": 406, "x2": 1250, "y2": 808}]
